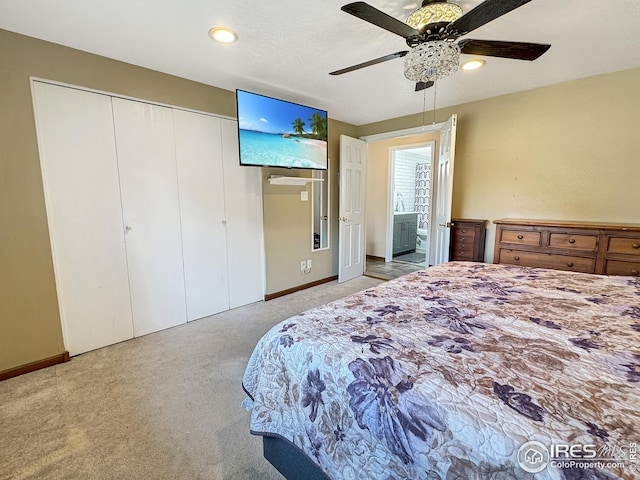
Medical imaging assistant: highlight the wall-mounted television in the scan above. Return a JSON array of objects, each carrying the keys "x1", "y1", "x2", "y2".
[{"x1": 236, "y1": 89, "x2": 328, "y2": 170}]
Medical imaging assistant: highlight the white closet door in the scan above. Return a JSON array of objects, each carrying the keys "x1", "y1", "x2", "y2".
[
  {"x1": 112, "y1": 98, "x2": 187, "y2": 336},
  {"x1": 174, "y1": 110, "x2": 230, "y2": 321},
  {"x1": 32, "y1": 82, "x2": 134, "y2": 355},
  {"x1": 221, "y1": 119, "x2": 265, "y2": 308}
]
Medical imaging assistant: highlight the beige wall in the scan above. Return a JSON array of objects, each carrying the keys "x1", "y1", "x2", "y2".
[
  {"x1": 365, "y1": 132, "x2": 440, "y2": 258},
  {"x1": 262, "y1": 120, "x2": 358, "y2": 295},
  {"x1": 358, "y1": 68, "x2": 640, "y2": 261},
  {"x1": 0, "y1": 29, "x2": 351, "y2": 372}
]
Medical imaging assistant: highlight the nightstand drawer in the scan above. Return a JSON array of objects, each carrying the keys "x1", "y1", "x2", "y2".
[
  {"x1": 607, "y1": 237, "x2": 640, "y2": 255},
  {"x1": 500, "y1": 230, "x2": 541, "y2": 246},
  {"x1": 549, "y1": 233, "x2": 598, "y2": 251},
  {"x1": 455, "y1": 227, "x2": 477, "y2": 237},
  {"x1": 452, "y1": 245, "x2": 474, "y2": 260},
  {"x1": 499, "y1": 250, "x2": 595, "y2": 273},
  {"x1": 452, "y1": 232, "x2": 477, "y2": 246},
  {"x1": 604, "y1": 260, "x2": 640, "y2": 276}
]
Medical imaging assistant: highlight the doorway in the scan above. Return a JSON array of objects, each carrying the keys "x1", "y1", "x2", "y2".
[
  {"x1": 387, "y1": 142, "x2": 435, "y2": 267},
  {"x1": 362, "y1": 115, "x2": 457, "y2": 280}
]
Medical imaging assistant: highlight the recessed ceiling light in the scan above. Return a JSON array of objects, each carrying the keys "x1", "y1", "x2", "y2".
[
  {"x1": 461, "y1": 59, "x2": 486, "y2": 71},
  {"x1": 208, "y1": 27, "x2": 238, "y2": 44}
]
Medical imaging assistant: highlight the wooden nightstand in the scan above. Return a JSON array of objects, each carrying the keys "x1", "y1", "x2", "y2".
[{"x1": 450, "y1": 219, "x2": 487, "y2": 262}]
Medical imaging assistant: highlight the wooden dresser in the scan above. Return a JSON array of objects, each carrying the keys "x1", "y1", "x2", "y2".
[
  {"x1": 450, "y1": 219, "x2": 487, "y2": 262},
  {"x1": 493, "y1": 219, "x2": 640, "y2": 276}
]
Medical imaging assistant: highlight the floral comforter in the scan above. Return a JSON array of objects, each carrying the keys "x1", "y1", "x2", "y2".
[{"x1": 242, "y1": 262, "x2": 640, "y2": 480}]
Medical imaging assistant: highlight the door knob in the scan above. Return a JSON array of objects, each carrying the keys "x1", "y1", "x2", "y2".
[
  {"x1": 438, "y1": 222, "x2": 453, "y2": 228},
  {"x1": 125, "y1": 225, "x2": 133, "y2": 232}
]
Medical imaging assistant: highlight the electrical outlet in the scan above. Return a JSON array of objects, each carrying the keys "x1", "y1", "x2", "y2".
[
  {"x1": 307, "y1": 259, "x2": 312, "y2": 269},
  {"x1": 301, "y1": 260, "x2": 306, "y2": 272}
]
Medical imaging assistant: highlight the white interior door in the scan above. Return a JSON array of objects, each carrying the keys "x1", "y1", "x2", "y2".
[
  {"x1": 221, "y1": 118, "x2": 265, "y2": 308},
  {"x1": 174, "y1": 110, "x2": 230, "y2": 321},
  {"x1": 431, "y1": 114, "x2": 457, "y2": 266},
  {"x1": 339, "y1": 135, "x2": 367, "y2": 283},
  {"x1": 112, "y1": 98, "x2": 187, "y2": 336},
  {"x1": 32, "y1": 81, "x2": 134, "y2": 355}
]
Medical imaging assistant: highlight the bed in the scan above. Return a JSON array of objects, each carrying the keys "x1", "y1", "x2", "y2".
[{"x1": 242, "y1": 262, "x2": 639, "y2": 479}]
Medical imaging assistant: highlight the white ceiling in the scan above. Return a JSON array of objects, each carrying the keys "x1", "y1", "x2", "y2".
[{"x1": 2, "y1": 0, "x2": 640, "y2": 126}]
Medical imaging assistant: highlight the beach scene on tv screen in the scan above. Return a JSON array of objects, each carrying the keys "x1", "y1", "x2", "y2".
[{"x1": 237, "y1": 91, "x2": 328, "y2": 169}]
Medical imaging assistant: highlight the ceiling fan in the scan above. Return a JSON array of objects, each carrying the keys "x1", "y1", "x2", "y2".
[{"x1": 329, "y1": 0, "x2": 551, "y2": 91}]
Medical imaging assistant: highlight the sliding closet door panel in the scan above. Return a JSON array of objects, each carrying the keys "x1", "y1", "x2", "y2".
[
  {"x1": 112, "y1": 98, "x2": 187, "y2": 336},
  {"x1": 174, "y1": 110, "x2": 230, "y2": 321},
  {"x1": 220, "y1": 119, "x2": 265, "y2": 308},
  {"x1": 32, "y1": 82, "x2": 134, "y2": 355}
]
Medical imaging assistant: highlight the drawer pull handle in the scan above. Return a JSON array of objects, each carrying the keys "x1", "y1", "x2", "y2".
[
  {"x1": 517, "y1": 235, "x2": 524, "y2": 240},
  {"x1": 514, "y1": 256, "x2": 520, "y2": 261},
  {"x1": 633, "y1": 243, "x2": 640, "y2": 249},
  {"x1": 567, "y1": 262, "x2": 574, "y2": 267},
  {"x1": 569, "y1": 238, "x2": 576, "y2": 244},
  {"x1": 632, "y1": 269, "x2": 639, "y2": 276},
  {"x1": 461, "y1": 230, "x2": 466, "y2": 233}
]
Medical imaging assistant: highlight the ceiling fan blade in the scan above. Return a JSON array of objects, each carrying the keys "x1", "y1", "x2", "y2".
[
  {"x1": 459, "y1": 39, "x2": 550, "y2": 60},
  {"x1": 446, "y1": 0, "x2": 532, "y2": 37},
  {"x1": 415, "y1": 81, "x2": 435, "y2": 92},
  {"x1": 329, "y1": 51, "x2": 409, "y2": 75},
  {"x1": 341, "y1": 2, "x2": 420, "y2": 39}
]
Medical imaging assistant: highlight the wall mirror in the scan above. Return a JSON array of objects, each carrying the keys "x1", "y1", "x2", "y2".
[{"x1": 312, "y1": 169, "x2": 329, "y2": 250}]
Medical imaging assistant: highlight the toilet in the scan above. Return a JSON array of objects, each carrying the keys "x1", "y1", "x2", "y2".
[{"x1": 416, "y1": 228, "x2": 428, "y2": 253}]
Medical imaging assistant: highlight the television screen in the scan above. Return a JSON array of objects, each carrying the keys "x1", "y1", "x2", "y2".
[{"x1": 236, "y1": 90, "x2": 328, "y2": 170}]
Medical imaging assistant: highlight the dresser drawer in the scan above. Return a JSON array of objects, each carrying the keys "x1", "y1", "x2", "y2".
[
  {"x1": 500, "y1": 230, "x2": 541, "y2": 246},
  {"x1": 453, "y1": 228, "x2": 477, "y2": 239},
  {"x1": 499, "y1": 249, "x2": 596, "y2": 273},
  {"x1": 604, "y1": 260, "x2": 640, "y2": 276},
  {"x1": 549, "y1": 233, "x2": 598, "y2": 251},
  {"x1": 452, "y1": 232, "x2": 477, "y2": 246},
  {"x1": 607, "y1": 237, "x2": 640, "y2": 255},
  {"x1": 454, "y1": 226, "x2": 477, "y2": 237},
  {"x1": 452, "y1": 245, "x2": 474, "y2": 260}
]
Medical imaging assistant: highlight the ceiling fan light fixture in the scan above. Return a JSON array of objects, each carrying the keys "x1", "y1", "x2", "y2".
[
  {"x1": 404, "y1": 41, "x2": 460, "y2": 82},
  {"x1": 406, "y1": 2, "x2": 463, "y2": 31},
  {"x1": 208, "y1": 27, "x2": 238, "y2": 44},
  {"x1": 461, "y1": 59, "x2": 486, "y2": 71}
]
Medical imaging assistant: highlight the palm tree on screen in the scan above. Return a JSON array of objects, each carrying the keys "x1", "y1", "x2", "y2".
[
  {"x1": 308, "y1": 112, "x2": 327, "y2": 140},
  {"x1": 292, "y1": 118, "x2": 305, "y2": 135}
]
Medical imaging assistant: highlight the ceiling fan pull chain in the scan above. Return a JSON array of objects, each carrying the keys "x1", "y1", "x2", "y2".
[
  {"x1": 422, "y1": 87, "x2": 427, "y2": 126},
  {"x1": 432, "y1": 79, "x2": 438, "y2": 125}
]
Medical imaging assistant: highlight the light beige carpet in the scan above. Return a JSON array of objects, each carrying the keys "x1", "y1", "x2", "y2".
[{"x1": 0, "y1": 276, "x2": 382, "y2": 480}]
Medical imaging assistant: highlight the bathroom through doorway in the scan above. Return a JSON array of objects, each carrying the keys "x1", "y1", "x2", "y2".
[{"x1": 387, "y1": 142, "x2": 435, "y2": 267}]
